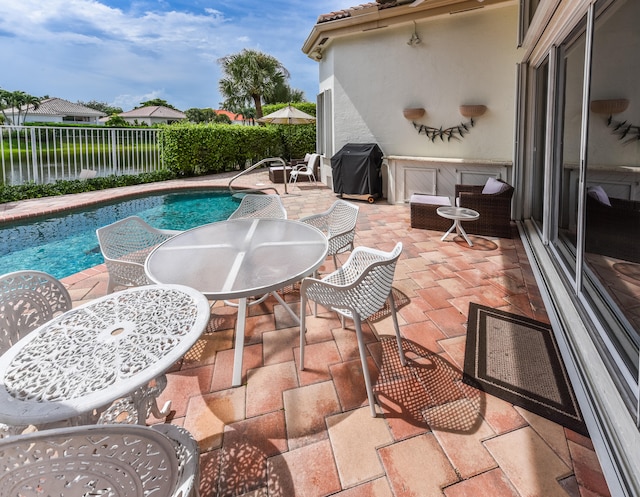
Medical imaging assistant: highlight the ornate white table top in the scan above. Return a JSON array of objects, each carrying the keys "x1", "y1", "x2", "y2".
[{"x1": 0, "y1": 285, "x2": 210, "y2": 427}]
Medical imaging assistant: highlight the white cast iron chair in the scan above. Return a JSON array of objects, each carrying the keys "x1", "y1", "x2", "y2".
[
  {"x1": 0, "y1": 270, "x2": 72, "y2": 354},
  {"x1": 0, "y1": 423, "x2": 200, "y2": 497},
  {"x1": 300, "y1": 199, "x2": 360, "y2": 270},
  {"x1": 228, "y1": 193, "x2": 287, "y2": 220},
  {"x1": 299, "y1": 242, "x2": 407, "y2": 417},
  {"x1": 97, "y1": 216, "x2": 182, "y2": 293},
  {"x1": 288, "y1": 153, "x2": 319, "y2": 185}
]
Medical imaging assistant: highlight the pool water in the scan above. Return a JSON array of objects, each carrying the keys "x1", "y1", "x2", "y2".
[{"x1": 0, "y1": 190, "x2": 240, "y2": 279}]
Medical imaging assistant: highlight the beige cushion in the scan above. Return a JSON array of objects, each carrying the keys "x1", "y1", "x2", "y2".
[
  {"x1": 410, "y1": 194, "x2": 451, "y2": 206},
  {"x1": 587, "y1": 185, "x2": 611, "y2": 206},
  {"x1": 482, "y1": 177, "x2": 510, "y2": 195}
]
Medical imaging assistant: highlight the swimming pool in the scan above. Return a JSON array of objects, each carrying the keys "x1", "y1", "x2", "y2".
[{"x1": 0, "y1": 190, "x2": 240, "y2": 279}]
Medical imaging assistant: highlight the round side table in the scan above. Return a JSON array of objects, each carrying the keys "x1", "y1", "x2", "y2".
[{"x1": 436, "y1": 206, "x2": 480, "y2": 246}]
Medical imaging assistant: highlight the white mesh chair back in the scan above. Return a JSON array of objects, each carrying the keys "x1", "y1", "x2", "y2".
[
  {"x1": 300, "y1": 199, "x2": 359, "y2": 267},
  {"x1": 299, "y1": 242, "x2": 406, "y2": 416},
  {"x1": 228, "y1": 194, "x2": 287, "y2": 220},
  {"x1": 289, "y1": 153, "x2": 318, "y2": 184},
  {"x1": 96, "y1": 216, "x2": 181, "y2": 293},
  {"x1": 0, "y1": 270, "x2": 71, "y2": 355},
  {"x1": 0, "y1": 423, "x2": 200, "y2": 497}
]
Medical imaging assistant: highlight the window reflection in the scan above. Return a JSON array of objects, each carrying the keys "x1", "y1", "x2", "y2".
[{"x1": 584, "y1": 0, "x2": 640, "y2": 376}]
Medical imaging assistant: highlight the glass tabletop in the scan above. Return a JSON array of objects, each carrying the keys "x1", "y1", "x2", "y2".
[{"x1": 145, "y1": 218, "x2": 329, "y2": 299}]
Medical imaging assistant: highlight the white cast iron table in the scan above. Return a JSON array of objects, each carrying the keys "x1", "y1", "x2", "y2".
[
  {"x1": 437, "y1": 206, "x2": 480, "y2": 246},
  {"x1": 145, "y1": 218, "x2": 329, "y2": 387},
  {"x1": 0, "y1": 285, "x2": 210, "y2": 432}
]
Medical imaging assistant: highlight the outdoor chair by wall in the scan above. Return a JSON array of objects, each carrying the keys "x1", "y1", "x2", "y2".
[
  {"x1": 0, "y1": 270, "x2": 72, "y2": 354},
  {"x1": 0, "y1": 423, "x2": 200, "y2": 497},
  {"x1": 299, "y1": 242, "x2": 407, "y2": 417},
  {"x1": 228, "y1": 194, "x2": 287, "y2": 220},
  {"x1": 97, "y1": 216, "x2": 182, "y2": 293},
  {"x1": 288, "y1": 153, "x2": 319, "y2": 185},
  {"x1": 455, "y1": 179, "x2": 514, "y2": 238},
  {"x1": 299, "y1": 199, "x2": 359, "y2": 270}
]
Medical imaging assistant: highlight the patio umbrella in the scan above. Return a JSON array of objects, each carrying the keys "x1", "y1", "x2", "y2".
[
  {"x1": 257, "y1": 104, "x2": 316, "y2": 124},
  {"x1": 258, "y1": 105, "x2": 316, "y2": 162}
]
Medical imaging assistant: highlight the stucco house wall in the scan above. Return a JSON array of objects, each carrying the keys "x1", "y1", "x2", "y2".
[{"x1": 317, "y1": 5, "x2": 520, "y2": 202}]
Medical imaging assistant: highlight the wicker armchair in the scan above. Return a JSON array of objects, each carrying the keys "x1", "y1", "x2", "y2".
[
  {"x1": 455, "y1": 180, "x2": 514, "y2": 238},
  {"x1": 585, "y1": 194, "x2": 640, "y2": 263}
]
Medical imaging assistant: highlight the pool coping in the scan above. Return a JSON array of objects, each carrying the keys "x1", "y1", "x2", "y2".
[{"x1": 0, "y1": 170, "x2": 277, "y2": 225}]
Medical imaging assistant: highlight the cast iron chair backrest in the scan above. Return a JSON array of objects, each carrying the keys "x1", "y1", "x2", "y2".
[
  {"x1": 0, "y1": 423, "x2": 199, "y2": 497},
  {"x1": 0, "y1": 270, "x2": 72, "y2": 354}
]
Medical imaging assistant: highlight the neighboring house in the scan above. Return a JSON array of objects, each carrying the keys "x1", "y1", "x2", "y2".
[
  {"x1": 118, "y1": 106, "x2": 186, "y2": 125},
  {"x1": 214, "y1": 109, "x2": 248, "y2": 125},
  {"x1": 3, "y1": 97, "x2": 105, "y2": 125},
  {"x1": 303, "y1": 1, "x2": 639, "y2": 495}
]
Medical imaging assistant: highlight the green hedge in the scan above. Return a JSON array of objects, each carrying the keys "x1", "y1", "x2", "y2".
[
  {"x1": 159, "y1": 123, "x2": 281, "y2": 175},
  {"x1": 0, "y1": 170, "x2": 177, "y2": 204},
  {"x1": 158, "y1": 121, "x2": 316, "y2": 175}
]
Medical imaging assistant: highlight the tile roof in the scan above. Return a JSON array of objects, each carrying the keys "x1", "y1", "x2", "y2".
[
  {"x1": 215, "y1": 109, "x2": 245, "y2": 121},
  {"x1": 119, "y1": 106, "x2": 186, "y2": 119},
  {"x1": 317, "y1": 1, "x2": 400, "y2": 23},
  {"x1": 6, "y1": 98, "x2": 106, "y2": 117}
]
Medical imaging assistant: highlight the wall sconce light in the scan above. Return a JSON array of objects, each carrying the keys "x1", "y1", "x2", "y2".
[
  {"x1": 459, "y1": 105, "x2": 487, "y2": 118},
  {"x1": 590, "y1": 98, "x2": 628, "y2": 116},
  {"x1": 407, "y1": 21, "x2": 421, "y2": 46},
  {"x1": 590, "y1": 99, "x2": 639, "y2": 142},
  {"x1": 310, "y1": 48, "x2": 323, "y2": 61},
  {"x1": 403, "y1": 108, "x2": 425, "y2": 120}
]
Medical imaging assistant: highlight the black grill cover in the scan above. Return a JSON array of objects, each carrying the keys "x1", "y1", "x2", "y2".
[{"x1": 330, "y1": 143, "x2": 383, "y2": 196}]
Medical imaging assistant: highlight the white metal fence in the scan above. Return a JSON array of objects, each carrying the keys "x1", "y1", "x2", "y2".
[{"x1": 0, "y1": 125, "x2": 163, "y2": 185}]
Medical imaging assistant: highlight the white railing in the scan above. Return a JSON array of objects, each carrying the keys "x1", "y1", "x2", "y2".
[{"x1": 0, "y1": 125, "x2": 163, "y2": 185}]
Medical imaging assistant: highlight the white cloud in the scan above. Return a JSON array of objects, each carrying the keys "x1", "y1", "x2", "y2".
[{"x1": 0, "y1": 0, "x2": 356, "y2": 110}]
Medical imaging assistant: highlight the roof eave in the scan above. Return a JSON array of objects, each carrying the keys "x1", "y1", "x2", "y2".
[{"x1": 302, "y1": 0, "x2": 514, "y2": 58}]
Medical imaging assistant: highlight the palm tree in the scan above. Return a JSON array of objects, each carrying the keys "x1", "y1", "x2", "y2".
[
  {"x1": 218, "y1": 49, "x2": 289, "y2": 119},
  {"x1": 263, "y1": 81, "x2": 305, "y2": 105},
  {"x1": 0, "y1": 90, "x2": 41, "y2": 125}
]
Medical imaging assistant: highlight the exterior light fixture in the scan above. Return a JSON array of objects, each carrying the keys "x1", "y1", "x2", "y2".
[
  {"x1": 590, "y1": 99, "x2": 628, "y2": 116},
  {"x1": 407, "y1": 21, "x2": 421, "y2": 46},
  {"x1": 459, "y1": 105, "x2": 487, "y2": 118},
  {"x1": 403, "y1": 108, "x2": 426, "y2": 120}
]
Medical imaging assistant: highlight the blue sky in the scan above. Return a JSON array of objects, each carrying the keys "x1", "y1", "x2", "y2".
[{"x1": 0, "y1": 0, "x2": 353, "y2": 112}]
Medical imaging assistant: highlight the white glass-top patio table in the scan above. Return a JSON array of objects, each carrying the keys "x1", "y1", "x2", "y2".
[
  {"x1": 437, "y1": 206, "x2": 480, "y2": 247},
  {"x1": 145, "y1": 218, "x2": 329, "y2": 387},
  {"x1": 0, "y1": 285, "x2": 210, "y2": 433}
]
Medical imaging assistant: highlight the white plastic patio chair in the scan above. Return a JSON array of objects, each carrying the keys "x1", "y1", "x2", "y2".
[
  {"x1": 96, "y1": 216, "x2": 182, "y2": 293},
  {"x1": 0, "y1": 270, "x2": 72, "y2": 354},
  {"x1": 300, "y1": 199, "x2": 360, "y2": 270},
  {"x1": 288, "y1": 153, "x2": 319, "y2": 185},
  {"x1": 0, "y1": 423, "x2": 200, "y2": 497},
  {"x1": 227, "y1": 193, "x2": 287, "y2": 220},
  {"x1": 299, "y1": 242, "x2": 407, "y2": 417}
]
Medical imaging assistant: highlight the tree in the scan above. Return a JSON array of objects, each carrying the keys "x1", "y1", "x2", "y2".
[
  {"x1": 218, "y1": 49, "x2": 289, "y2": 119},
  {"x1": 137, "y1": 99, "x2": 177, "y2": 110},
  {"x1": 105, "y1": 114, "x2": 129, "y2": 127},
  {"x1": 0, "y1": 89, "x2": 42, "y2": 125},
  {"x1": 78, "y1": 100, "x2": 122, "y2": 115},
  {"x1": 263, "y1": 81, "x2": 306, "y2": 105}
]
